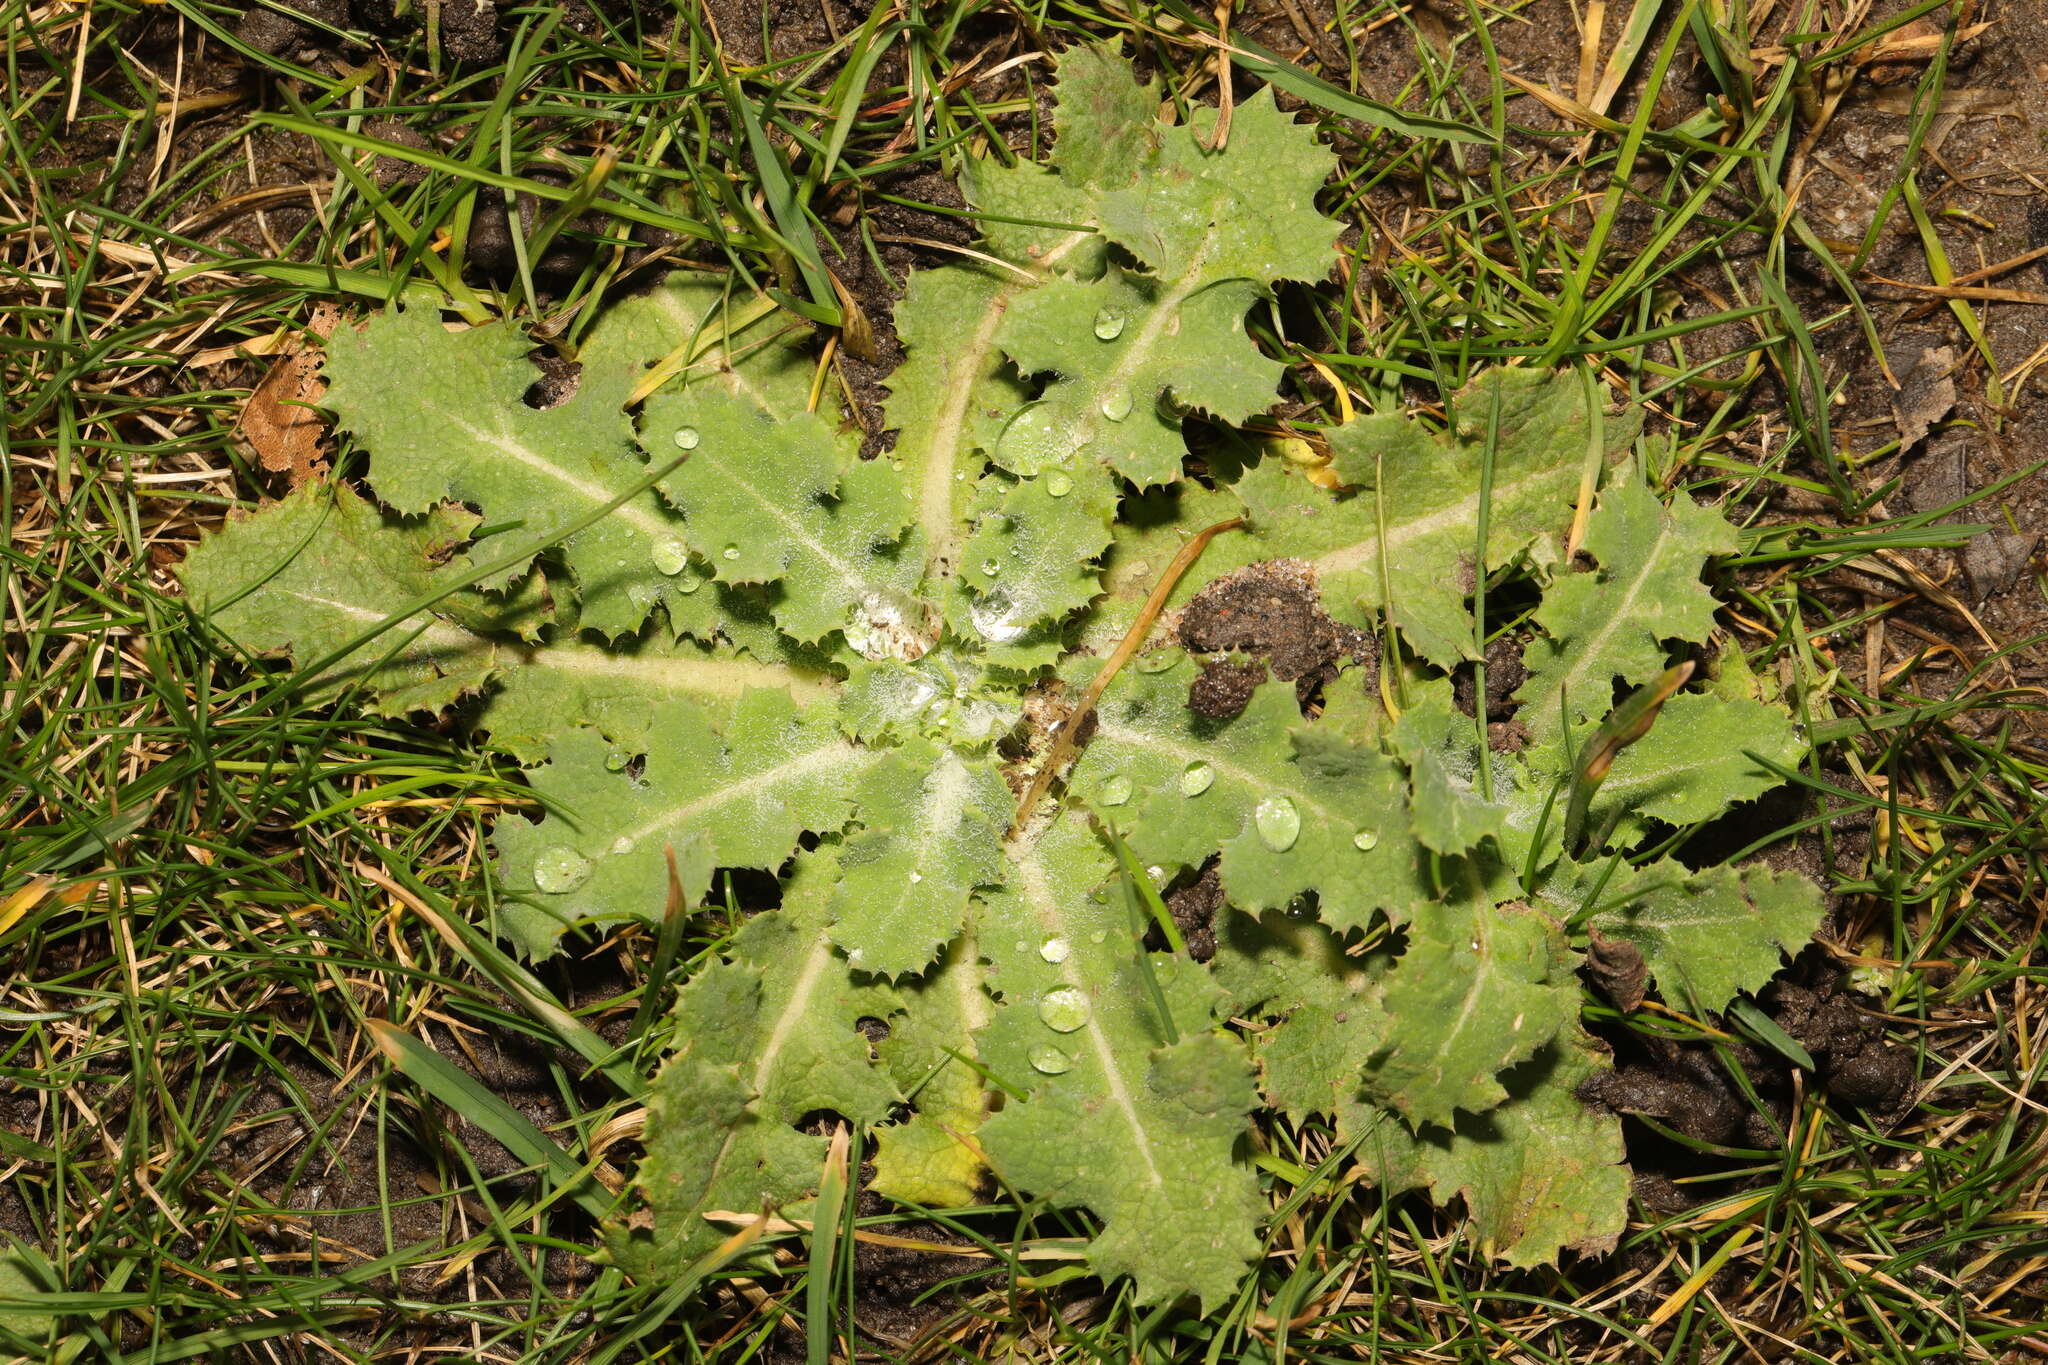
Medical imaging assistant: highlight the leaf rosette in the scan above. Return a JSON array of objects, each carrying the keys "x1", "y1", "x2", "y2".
[{"x1": 181, "y1": 47, "x2": 1827, "y2": 1308}]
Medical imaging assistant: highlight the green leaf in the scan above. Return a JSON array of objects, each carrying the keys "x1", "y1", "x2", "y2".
[
  {"x1": 612, "y1": 853, "x2": 899, "y2": 1271},
  {"x1": 648, "y1": 393, "x2": 927, "y2": 654},
  {"x1": 1589, "y1": 692, "x2": 1807, "y2": 832},
  {"x1": 1365, "y1": 896, "x2": 1579, "y2": 1128},
  {"x1": 1356, "y1": 1031, "x2": 1629, "y2": 1267},
  {"x1": 1073, "y1": 663, "x2": 1429, "y2": 933},
  {"x1": 1519, "y1": 474, "x2": 1738, "y2": 746},
  {"x1": 1095, "y1": 88, "x2": 1343, "y2": 289},
  {"x1": 476, "y1": 624, "x2": 838, "y2": 765},
  {"x1": 1252, "y1": 369, "x2": 1632, "y2": 666},
  {"x1": 1589, "y1": 861, "x2": 1826, "y2": 1013},
  {"x1": 321, "y1": 305, "x2": 690, "y2": 640},
  {"x1": 951, "y1": 464, "x2": 1118, "y2": 644},
  {"x1": 997, "y1": 271, "x2": 1285, "y2": 490},
  {"x1": 494, "y1": 690, "x2": 874, "y2": 956},
  {"x1": 1212, "y1": 909, "x2": 1390, "y2": 1123},
  {"x1": 826, "y1": 741, "x2": 1011, "y2": 978},
  {"x1": 177, "y1": 482, "x2": 517, "y2": 715},
  {"x1": 870, "y1": 934, "x2": 994, "y2": 1208},
  {"x1": 975, "y1": 816, "x2": 1265, "y2": 1311},
  {"x1": 1390, "y1": 686, "x2": 1508, "y2": 856}
]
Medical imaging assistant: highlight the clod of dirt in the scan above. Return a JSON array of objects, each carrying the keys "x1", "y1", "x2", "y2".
[
  {"x1": 1451, "y1": 633, "x2": 1529, "y2": 721},
  {"x1": 1186, "y1": 659, "x2": 1268, "y2": 721},
  {"x1": 1160, "y1": 861, "x2": 1223, "y2": 962},
  {"x1": 1767, "y1": 982, "x2": 1915, "y2": 1111},
  {"x1": 1579, "y1": 1042, "x2": 1781, "y2": 1148},
  {"x1": 1962, "y1": 531, "x2": 2041, "y2": 602},
  {"x1": 523, "y1": 351, "x2": 583, "y2": 410},
  {"x1": 1177, "y1": 560, "x2": 1375, "y2": 719},
  {"x1": 234, "y1": 0, "x2": 349, "y2": 60},
  {"x1": 1583, "y1": 929, "x2": 1649, "y2": 1013},
  {"x1": 1889, "y1": 336, "x2": 1956, "y2": 454},
  {"x1": 363, "y1": 118, "x2": 432, "y2": 189},
  {"x1": 466, "y1": 164, "x2": 595, "y2": 285}
]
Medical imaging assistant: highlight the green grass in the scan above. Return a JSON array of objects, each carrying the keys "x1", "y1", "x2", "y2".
[{"x1": 4, "y1": 0, "x2": 2046, "y2": 1360}]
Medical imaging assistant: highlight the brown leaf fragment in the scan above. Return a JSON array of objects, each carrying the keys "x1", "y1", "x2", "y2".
[
  {"x1": 1888, "y1": 338, "x2": 1954, "y2": 454},
  {"x1": 238, "y1": 304, "x2": 341, "y2": 488},
  {"x1": 1962, "y1": 531, "x2": 2041, "y2": 602},
  {"x1": 1584, "y1": 928, "x2": 1648, "y2": 1013}
]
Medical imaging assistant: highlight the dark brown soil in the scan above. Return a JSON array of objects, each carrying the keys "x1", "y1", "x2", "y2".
[
  {"x1": 1581, "y1": 973, "x2": 1917, "y2": 1180},
  {"x1": 1178, "y1": 559, "x2": 1379, "y2": 717},
  {"x1": 1163, "y1": 860, "x2": 1226, "y2": 962}
]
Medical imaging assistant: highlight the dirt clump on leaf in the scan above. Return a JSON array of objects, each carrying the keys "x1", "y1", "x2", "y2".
[
  {"x1": 1177, "y1": 560, "x2": 1376, "y2": 719},
  {"x1": 1158, "y1": 860, "x2": 1225, "y2": 962}
]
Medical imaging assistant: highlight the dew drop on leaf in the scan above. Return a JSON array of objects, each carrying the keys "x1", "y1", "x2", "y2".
[
  {"x1": 1039, "y1": 937, "x2": 1070, "y2": 964},
  {"x1": 1254, "y1": 796, "x2": 1301, "y2": 852},
  {"x1": 651, "y1": 538, "x2": 689, "y2": 576},
  {"x1": 1038, "y1": 987, "x2": 1091, "y2": 1032},
  {"x1": 604, "y1": 750, "x2": 627, "y2": 772},
  {"x1": 610, "y1": 835, "x2": 634, "y2": 855},
  {"x1": 1045, "y1": 472, "x2": 1073, "y2": 498},
  {"x1": 532, "y1": 847, "x2": 590, "y2": 894},
  {"x1": 1099, "y1": 390, "x2": 1134, "y2": 422},
  {"x1": 908, "y1": 870, "x2": 924, "y2": 884},
  {"x1": 981, "y1": 558, "x2": 1001, "y2": 577},
  {"x1": 1092, "y1": 307, "x2": 1126, "y2": 340},
  {"x1": 1089, "y1": 929, "x2": 1108, "y2": 944},
  {"x1": 720, "y1": 544, "x2": 741, "y2": 561},
  {"x1": 672, "y1": 426, "x2": 701, "y2": 450},
  {"x1": 675, "y1": 573, "x2": 701, "y2": 595},
  {"x1": 1179, "y1": 761, "x2": 1215, "y2": 796},
  {"x1": 1098, "y1": 773, "x2": 1133, "y2": 807},
  {"x1": 1030, "y1": 1044, "x2": 1073, "y2": 1075},
  {"x1": 1352, "y1": 828, "x2": 1380, "y2": 851},
  {"x1": 1135, "y1": 649, "x2": 1177, "y2": 673},
  {"x1": 968, "y1": 589, "x2": 1025, "y2": 644}
]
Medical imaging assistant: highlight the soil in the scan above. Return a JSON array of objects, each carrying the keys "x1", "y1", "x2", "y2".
[
  {"x1": 1163, "y1": 860, "x2": 1226, "y2": 962},
  {"x1": 1177, "y1": 559, "x2": 1379, "y2": 717},
  {"x1": 1581, "y1": 968, "x2": 1917, "y2": 1187}
]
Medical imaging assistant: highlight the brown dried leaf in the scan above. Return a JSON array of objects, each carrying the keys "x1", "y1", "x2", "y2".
[{"x1": 238, "y1": 304, "x2": 342, "y2": 487}]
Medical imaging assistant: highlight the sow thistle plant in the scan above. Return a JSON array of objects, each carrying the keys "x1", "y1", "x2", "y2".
[{"x1": 183, "y1": 49, "x2": 1825, "y2": 1308}]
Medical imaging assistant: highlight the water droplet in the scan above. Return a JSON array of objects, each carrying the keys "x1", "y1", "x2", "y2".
[
  {"x1": 890, "y1": 457, "x2": 905, "y2": 471},
  {"x1": 1254, "y1": 796, "x2": 1301, "y2": 852},
  {"x1": 1352, "y1": 828, "x2": 1380, "y2": 851},
  {"x1": 908, "y1": 871, "x2": 924, "y2": 884},
  {"x1": 1089, "y1": 929, "x2": 1108, "y2": 944},
  {"x1": 1046, "y1": 472, "x2": 1074, "y2": 498},
  {"x1": 1147, "y1": 865, "x2": 1166, "y2": 885},
  {"x1": 1038, "y1": 987, "x2": 1090, "y2": 1033},
  {"x1": 675, "y1": 573, "x2": 701, "y2": 594},
  {"x1": 611, "y1": 835, "x2": 634, "y2": 855},
  {"x1": 604, "y1": 750, "x2": 627, "y2": 772},
  {"x1": 1099, "y1": 390, "x2": 1134, "y2": 422},
  {"x1": 721, "y1": 544, "x2": 741, "y2": 561},
  {"x1": 981, "y1": 558, "x2": 1001, "y2": 577},
  {"x1": 1039, "y1": 938, "x2": 1069, "y2": 964},
  {"x1": 651, "y1": 538, "x2": 689, "y2": 576},
  {"x1": 533, "y1": 847, "x2": 590, "y2": 894},
  {"x1": 1030, "y1": 1044, "x2": 1072, "y2": 1075},
  {"x1": 1179, "y1": 761, "x2": 1215, "y2": 797},
  {"x1": 672, "y1": 426, "x2": 700, "y2": 450},
  {"x1": 1092, "y1": 307, "x2": 1126, "y2": 340},
  {"x1": 848, "y1": 947, "x2": 866, "y2": 967},
  {"x1": 1098, "y1": 773, "x2": 1133, "y2": 807},
  {"x1": 968, "y1": 589, "x2": 1026, "y2": 644},
  {"x1": 1136, "y1": 650, "x2": 1177, "y2": 673}
]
